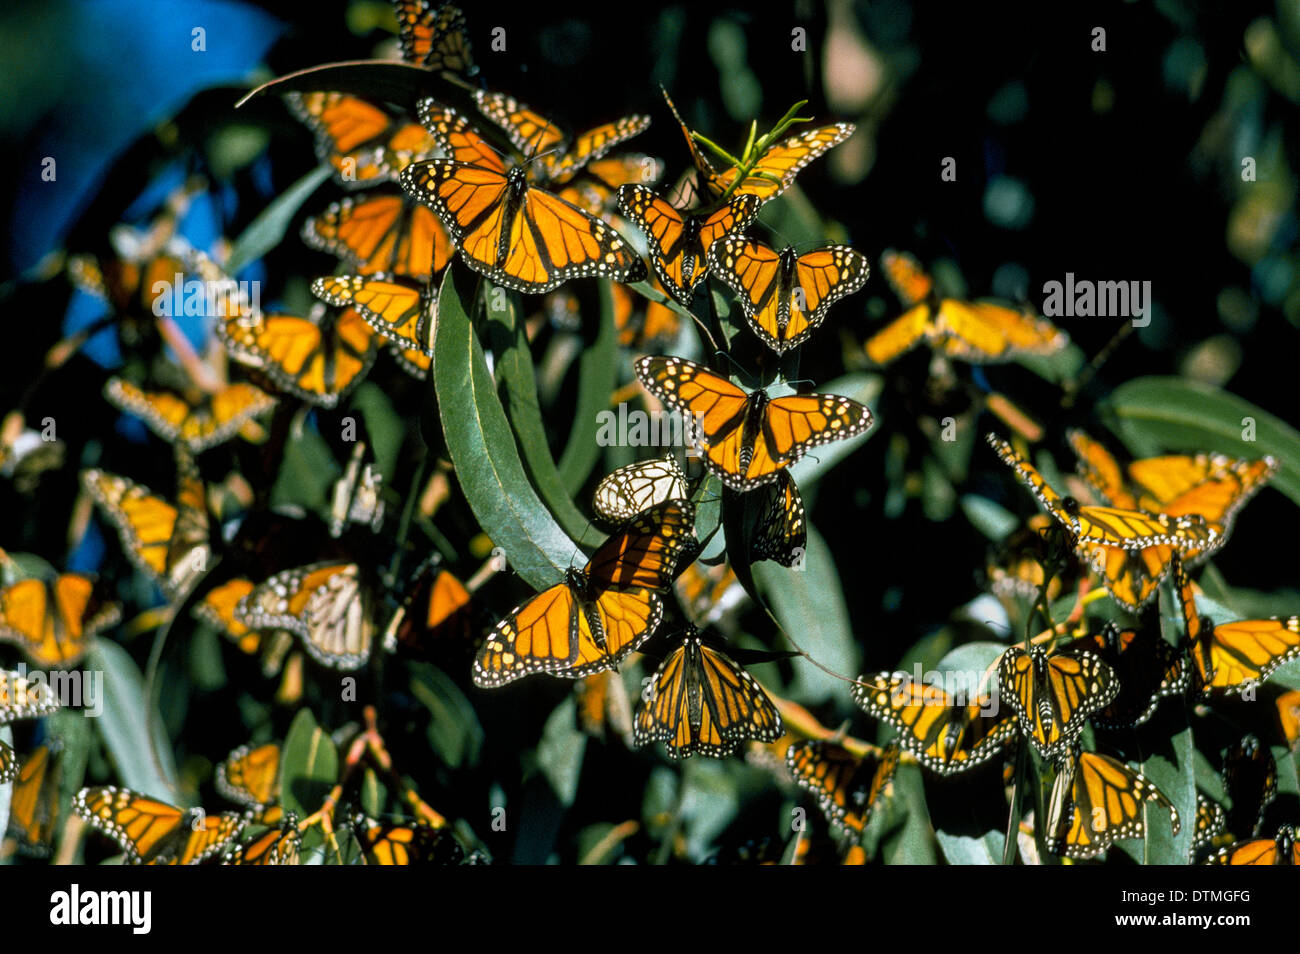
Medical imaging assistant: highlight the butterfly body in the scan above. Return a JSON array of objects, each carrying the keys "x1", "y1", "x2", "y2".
[
  {"x1": 637, "y1": 355, "x2": 873, "y2": 490},
  {"x1": 999, "y1": 646, "x2": 1118, "y2": 758},
  {"x1": 474, "y1": 501, "x2": 693, "y2": 687},
  {"x1": 634, "y1": 629, "x2": 782, "y2": 758},
  {"x1": 709, "y1": 239, "x2": 870, "y2": 353},
  {"x1": 851, "y1": 674, "x2": 1018, "y2": 775},
  {"x1": 617, "y1": 185, "x2": 759, "y2": 305},
  {"x1": 0, "y1": 574, "x2": 120, "y2": 667}
]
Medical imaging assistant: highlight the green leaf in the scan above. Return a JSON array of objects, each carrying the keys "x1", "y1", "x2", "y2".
[
  {"x1": 935, "y1": 828, "x2": 1005, "y2": 865},
  {"x1": 754, "y1": 524, "x2": 858, "y2": 705},
  {"x1": 270, "y1": 416, "x2": 341, "y2": 516},
  {"x1": 491, "y1": 284, "x2": 604, "y2": 544},
  {"x1": 280, "y1": 708, "x2": 340, "y2": 818},
  {"x1": 1134, "y1": 725, "x2": 1195, "y2": 865},
  {"x1": 536, "y1": 697, "x2": 586, "y2": 807},
  {"x1": 433, "y1": 264, "x2": 580, "y2": 590},
  {"x1": 1106, "y1": 376, "x2": 1300, "y2": 507},
  {"x1": 351, "y1": 381, "x2": 406, "y2": 481},
  {"x1": 557, "y1": 281, "x2": 620, "y2": 495},
  {"x1": 788, "y1": 373, "x2": 884, "y2": 495},
  {"x1": 409, "y1": 662, "x2": 484, "y2": 770},
  {"x1": 881, "y1": 762, "x2": 936, "y2": 863},
  {"x1": 961, "y1": 494, "x2": 1020, "y2": 542},
  {"x1": 88, "y1": 642, "x2": 179, "y2": 801},
  {"x1": 225, "y1": 164, "x2": 331, "y2": 274}
]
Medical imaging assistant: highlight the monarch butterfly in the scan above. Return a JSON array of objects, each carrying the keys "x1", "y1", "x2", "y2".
[
  {"x1": 6, "y1": 744, "x2": 61, "y2": 855},
  {"x1": 329, "y1": 443, "x2": 385, "y2": 537},
  {"x1": 987, "y1": 433, "x2": 1216, "y2": 552},
  {"x1": 285, "y1": 91, "x2": 438, "y2": 188},
  {"x1": 302, "y1": 192, "x2": 454, "y2": 280},
  {"x1": 474, "y1": 500, "x2": 695, "y2": 687},
  {"x1": 0, "y1": 573, "x2": 120, "y2": 667},
  {"x1": 1193, "y1": 794, "x2": 1228, "y2": 853},
  {"x1": 1223, "y1": 734, "x2": 1277, "y2": 840},
  {"x1": 850, "y1": 673, "x2": 1019, "y2": 775},
  {"x1": 68, "y1": 238, "x2": 222, "y2": 317},
  {"x1": 1175, "y1": 560, "x2": 1300, "y2": 696},
  {"x1": 104, "y1": 378, "x2": 276, "y2": 454},
  {"x1": 222, "y1": 820, "x2": 302, "y2": 865},
  {"x1": 785, "y1": 739, "x2": 899, "y2": 834},
  {"x1": 591, "y1": 456, "x2": 689, "y2": 526},
  {"x1": 237, "y1": 563, "x2": 374, "y2": 671},
  {"x1": 1061, "y1": 623, "x2": 1188, "y2": 730},
  {"x1": 218, "y1": 304, "x2": 378, "y2": 409},
  {"x1": 1045, "y1": 749, "x2": 1180, "y2": 860},
  {"x1": 866, "y1": 251, "x2": 1067, "y2": 365},
  {"x1": 75, "y1": 786, "x2": 245, "y2": 865},
  {"x1": 747, "y1": 470, "x2": 807, "y2": 567},
  {"x1": 353, "y1": 815, "x2": 464, "y2": 864},
  {"x1": 311, "y1": 274, "x2": 435, "y2": 357},
  {"x1": 1207, "y1": 825, "x2": 1298, "y2": 865},
  {"x1": 394, "y1": 1, "x2": 474, "y2": 74},
  {"x1": 633, "y1": 626, "x2": 783, "y2": 759},
  {"x1": 1277, "y1": 690, "x2": 1300, "y2": 750},
  {"x1": 636, "y1": 355, "x2": 874, "y2": 491},
  {"x1": 708, "y1": 238, "x2": 870, "y2": 353},
  {"x1": 385, "y1": 560, "x2": 475, "y2": 657},
  {"x1": 986, "y1": 514, "x2": 1070, "y2": 605},
  {"x1": 474, "y1": 90, "x2": 651, "y2": 187},
  {"x1": 670, "y1": 96, "x2": 854, "y2": 203},
  {"x1": 616, "y1": 185, "x2": 760, "y2": 306},
  {"x1": 400, "y1": 105, "x2": 647, "y2": 293},
  {"x1": 81, "y1": 450, "x2": 211, "y2": 599},
  {"x1": 215, "y1": 743, "x2": 281, "y2": 810},
  {"x1": 998, "y1": 645, "x2": 1118, "y2": 758},
  {"x1": 0, "y1": 671, "x2": 59, "y2": 782},
  {"x1": 674, "y1": 560, "x2": 748, "y2": 629},
  {"x1": 194, "y1": 578, "x2": 262, "y2": 654},
  {"x1": 1070, "y1": 429, "x2": 1278, "y2": 567}
]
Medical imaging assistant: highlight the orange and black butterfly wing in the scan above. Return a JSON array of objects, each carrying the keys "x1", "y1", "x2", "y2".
[
  {"x1": 706, "y1": 123, "x2": 854, "y2": 202},
  {"x1": 1047, "y1": 751, "x2": 1179, "y2": 860},
  {"x1": 312, "y1": 274, "x2": 433, "y2": 356},
  {"x1": 998, "y1": 647, "x2": 1118, "y2": 758},
  {"x1": 583, "y1": 499, "x2": 696, "y2": 591},
  {"x1": 354, "y1": 815, "x2": 464, "y2": 864},
  {"x1": 634, "y1": 356, "x2": 754, "y2": 488},
  {"x1": 395, "y1": 1, "x2": 473, "y2": 73},
  {"x1": 786, "y1": 739, "x2": 898, "y2": 833},
  {"x1": 286, "y1": 91, "x2": 436, "y2": 187},
  {"x1": 748, "y1": 470, "x2": 806, "y2": 567},
  {"x1": 402, "y1": 159, "x2": 644, "y2": 293},
  {"x1": 1223, "y1": 734, "x2": 1278, "y2": 839},
  {"x1": 712, "y1": 241, "x2": 870, "y2": 354},
  {"x1": 302, "y1": 193, "x2": 453, "y2": 280},
  {"x1": 1064, "y1": 623, "x2": 1189, "y2": 729},
  {"x1": 219, "y1": 307, "x2": 378, "y2": 409},
  {"x1": 215, "y1": 742, "x2": 281, "y2": 809},
  {"x1": 7, "y1": 744, "x2": 60, "y2": 855}
]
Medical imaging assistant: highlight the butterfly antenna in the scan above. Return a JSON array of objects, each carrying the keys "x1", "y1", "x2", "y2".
[{"x1": 712, "y1": 350, "x2": 757, "y2": 388}]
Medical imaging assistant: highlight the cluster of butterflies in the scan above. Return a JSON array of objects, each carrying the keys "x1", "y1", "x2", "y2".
[
  {"x1": 66, "y1": 741, "x2": 472, "y2": 865},
  {"x1": 7, "y1": 0, "x2": 1293, "y2": 867}
]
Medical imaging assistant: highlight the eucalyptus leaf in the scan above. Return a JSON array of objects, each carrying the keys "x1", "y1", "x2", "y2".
[
  {"x1": 225, "y1": 164, "x2": 331, "y2": 274},
  {"x1": 279, "y1": 708, "x2": 340, "y2": 818},
  {"x1": 433, "y1": 264, "x2": 580, "y2": 590},
  {"x1": 87, "y1": 642, "x2": 178, "y2": 801},
  {"x1": 557, "y1": 280, "x2": 620, "y2": 496},
  {"x1": 1106, "y1": 376, "x2": 1300, "y2": 507}
]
